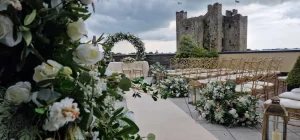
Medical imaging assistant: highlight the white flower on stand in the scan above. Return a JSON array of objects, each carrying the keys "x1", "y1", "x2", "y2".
[
  {"x1": 43, "y1": 98, "x2": 80, "y2": 131},
  {"x1": 5, "y1": 81, "x2": 31, "y2": 105},
  {"x1": 67, "y1": 18, "x2": 88, "y2": 41},
  {"x1": 33, "y1": 60, "x2": 63, "y2": 82},
  {"x1": 0, "y1": 15, "x2": 22, "y2": 47},
  {"x1": 72, "y1": 44, "x2": 104, "y2": 65}
]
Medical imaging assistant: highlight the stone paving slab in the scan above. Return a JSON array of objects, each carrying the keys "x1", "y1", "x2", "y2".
[
  {"x1": 125, "y1": 91, "x2": 217, "y2": 140},
  {"x1": 170, "y1": 96, "x2": 300, "y2": 140}
]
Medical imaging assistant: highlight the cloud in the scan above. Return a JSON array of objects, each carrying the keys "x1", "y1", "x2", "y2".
[{"x1": 85, "y1": 0, "x2": 300, "y2": 53}]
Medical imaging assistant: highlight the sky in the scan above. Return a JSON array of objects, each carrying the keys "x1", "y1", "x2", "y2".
[{"x1": 85, "y1": 0, "x2": 300, "y2": 53}]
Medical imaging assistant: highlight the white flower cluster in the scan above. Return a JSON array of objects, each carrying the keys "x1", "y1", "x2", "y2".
[
  {"x1": 197, "y1": 81, "x2": 260, "y2": 127},
  {"x1": 121, "y1": 57, "x2": 135, "y2": 63},
  {"x1": 43, "y1": 98, "x2": 80, "y2": 131},
  {"x1": 150, "y1": 62, "x2": 167, "y2": 84},
  {"x1": 160, "y1": 77, "x2": 189, "y2": 98},
  {"x1": 81, "y1": 70, "x2": 107, "y2": 99}
]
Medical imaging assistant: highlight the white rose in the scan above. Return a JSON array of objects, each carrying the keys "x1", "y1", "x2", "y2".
[
  {"x1": 80, "y1": 0, "x2": 93, "y2": 5},
  {"x1": 33, "y1": 60, "x2": 63, "y2": 82},
  {"x1": 0, "y1": 15, "x2": 22, "y2": 47},
  {"x1": 5, "y1": 82, "x2": 31, "y2": 105},
  {"x1": 0, "y1": 0, "x2": 22, "y2": 11},
  {"x1": 229, "y1": 108, "x2": 237, "y2": 115},
  {"x1": 66, "y1": 18, "x2": 88, "y2": 41},
  {"x1": 72, "y1": 44, "x2": 103, "y2": 65}
]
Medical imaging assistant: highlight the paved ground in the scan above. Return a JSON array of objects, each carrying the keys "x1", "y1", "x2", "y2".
[
  {"x1": 125, "y1": 90, "x2": 217, "y2": 140},
  {"x1": 169, "y1": 96, "x2": 300, "y2": 140}
]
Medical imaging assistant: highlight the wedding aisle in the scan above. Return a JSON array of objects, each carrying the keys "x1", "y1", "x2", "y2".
[{"x1": 125, "y1": 90, "x2": 217, "y2": 140}]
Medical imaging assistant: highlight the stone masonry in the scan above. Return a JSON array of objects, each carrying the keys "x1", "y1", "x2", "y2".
[{"x1": 176, "y1": 3, "x2": 247, "y2": 52}]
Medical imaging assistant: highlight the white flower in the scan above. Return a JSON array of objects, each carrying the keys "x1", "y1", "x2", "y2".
[
  {"x1": 0, "y1": 15, "x2": 22, "y2": 47},
  {"x1": 43, "y1": 98, "x2": 80, "y2": 131},
  {"x1": 73, "y1": 44, "x2": 103, "y2": 65},
  {"x1": 229, "y1": 108, "x2": 236, "y2": 115},
  {"x1": 80, "y1": 0, "x2": 93, "y2": 5},
  {"x1": 62, "y1": 66, "x2": 72, "y2": 75},
  {"x1": 31, "y1": 92, "x2": 44, "y2": 107},
  {"x1": 0, "y1": 0, "x2": 22, "y2": 11},
  {"x1": 33, "y1": 60, "x2": 63, "y2": 82},
  {"x1": 105, "y1": 69, "x2": 112, "y2": 76},
  {"x1": 67, "y1": 18, "x2": 88, "y2": 41},
  {"x1": 43, "y1": 2, "x2": 48, "y2": 8},
  {"x1": 5, "y1": 81, "x2": 31, "y2": 105}
]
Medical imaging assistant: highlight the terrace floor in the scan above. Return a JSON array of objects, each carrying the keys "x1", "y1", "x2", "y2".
[{"x1": 169, "y1": 96, "x2": 300, "y2": 140}]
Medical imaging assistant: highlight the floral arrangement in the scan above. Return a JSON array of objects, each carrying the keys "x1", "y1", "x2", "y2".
[
  {"x1": 196, "y1": 82, "x2": 260, "y2": 127},
  {"x1": 104, "y1": 32, "x2": 146, "y2": 62},
  {"x1": 150, "y1": 62, "x2": 167, "y2": 85},
  {"x1": 121, "y1": 57, "x2": 136, "y2": 63},
  {"x1": 160, "y1": 77, "x2": 189, "y2": 98},
  {"x1": 0, "y1": 0, "x2": 158, "y2": 139}
]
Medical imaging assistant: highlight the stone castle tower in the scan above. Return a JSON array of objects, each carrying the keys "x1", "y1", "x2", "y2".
[{"x1": 176, "y1": 3, "x2": 248, "y2": 52}]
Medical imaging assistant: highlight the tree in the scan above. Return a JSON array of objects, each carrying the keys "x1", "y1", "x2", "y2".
[
  {"x1": 148, "y1": 52, "x2": 154, "y2": 54},
  {"x1": 155, "y1": 50, "x2": 159, "y2": 54},
  {"x1": 175, "y1": 35, "x2": 207, "y2": 58},
  {"x1": 286, "y1": 55, "x2": 300, "y2": 90}
]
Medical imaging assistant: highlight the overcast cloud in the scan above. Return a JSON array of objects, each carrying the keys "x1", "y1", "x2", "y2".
[{"x1": 85, "y1": 0, "x2": 300, "y2": 53}]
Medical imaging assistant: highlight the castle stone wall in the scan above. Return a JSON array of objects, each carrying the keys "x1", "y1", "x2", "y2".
[{"x1": 176, "y1": 3, "x2": 247, "y2": 52}]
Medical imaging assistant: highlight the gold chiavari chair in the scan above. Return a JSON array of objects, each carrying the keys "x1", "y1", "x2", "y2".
[
  {"x1": 133, "y1": 61, "x2": 144, "y2": 78},
  {"x1": 167, "y1": 58, "x2": 182, "y2": 76},
  {"x1": 235, "y1": 58, "x2": 263, "y2": 95},
  {"x1": 122, "y1": 63, "x2": 132, "y2": 78}
]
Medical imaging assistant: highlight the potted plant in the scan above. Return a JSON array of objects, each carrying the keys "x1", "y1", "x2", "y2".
[{"x1": 286, "y1": 56, "x2": 300, "y2": 91}]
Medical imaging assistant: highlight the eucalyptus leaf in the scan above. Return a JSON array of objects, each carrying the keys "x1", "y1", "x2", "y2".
[
  {"x1": 19, "y1": 26, "x2": 30, "y2": 31},
  {"x1": 113, "y1": 107, "x2": 124, "y2": 117},
  {"x1": 22, "y1": 31, "x2": 32, "y2": 46},
  {"x1": 24, "y1": 9, "x2": 37, "y2": 25},
  {"x1": 120, "y1": 117, "x2": 139, "y2": 134},
  {"x1": 37, "y1": 89, "x2": 61, "y2": 105},
  {"x1": 114, "y1": 126, "x2": 135, "y2": 137},
  {"x1": 119, "y1": 77, "x2": 131, "y2": 91},
  {"x1": 79, "y1": 107, "x2": 93, "y2": 130},
  {"x1": 147, "y1": 133, "x2": 155, "y2": 140},
  {"x1": 35, "y1": 108, "x2": 46, "y2": 114}
]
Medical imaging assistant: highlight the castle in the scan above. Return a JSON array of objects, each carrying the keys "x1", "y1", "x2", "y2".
[{"x1": 176, "y1": 3, "x2": 248, "y2": 52}]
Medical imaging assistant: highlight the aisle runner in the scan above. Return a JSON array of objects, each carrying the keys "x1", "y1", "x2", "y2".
[{"x1": 125, "y1": 91, "x2": 218, "y2": 140}]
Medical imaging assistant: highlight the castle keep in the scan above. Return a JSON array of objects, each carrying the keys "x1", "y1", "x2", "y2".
[{"x1": 176, "y1": 3, "x2": 248, "y2": 52}]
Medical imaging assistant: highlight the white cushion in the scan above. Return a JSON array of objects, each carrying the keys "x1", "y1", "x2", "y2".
[
  {"x1": 235, "y1": 85, "x2": 252, "y2": 92},
  {"x1": 278, "y1": 76, "x2": 287, "y2": 80},
  {"x1": 291, "y1": 88, "x2": 300, "y2": 93},
  {"x1": 243, "y1": 83, "x2": 264, "y2": 90},
  {"x1": 254, "y1": 81, "x2": 274, "y2": 86},
  {"x1": 264, "y1": 98, "x2": 300, "y2": 109},
  {"x1": 279, "y1": 92, "x2": 300, "y2": 101}
]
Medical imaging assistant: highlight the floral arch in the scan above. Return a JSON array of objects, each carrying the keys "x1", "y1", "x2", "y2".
[{"x1": 104, "y1": 32, "x2": 146, "y2": 61}]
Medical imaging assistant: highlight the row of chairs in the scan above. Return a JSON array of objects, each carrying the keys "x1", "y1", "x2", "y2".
[{"x1": 165, "y1": 57, "x2": 284, "y2": 100}]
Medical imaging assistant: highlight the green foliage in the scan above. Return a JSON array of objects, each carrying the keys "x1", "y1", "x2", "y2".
[
  {"x1": 175, "y1": 35, "x2": 218, "y2": 58},
  {"x1": 286, "y1": 56, "x2": 300, "y2": 86}
]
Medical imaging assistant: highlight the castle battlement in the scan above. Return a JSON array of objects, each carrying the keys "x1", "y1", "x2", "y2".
[{"x1": 176, "y1": 3, "x2": 248, "y2": 52}]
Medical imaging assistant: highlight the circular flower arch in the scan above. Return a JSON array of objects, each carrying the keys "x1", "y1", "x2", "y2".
[{"x1": 104, "y1": 32, "x2": 146, "y2": 61}]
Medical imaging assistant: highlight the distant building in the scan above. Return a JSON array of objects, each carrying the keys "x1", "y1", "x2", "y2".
[{"x1": 176, "y1": 3, "x2": 248, "y2": 52}]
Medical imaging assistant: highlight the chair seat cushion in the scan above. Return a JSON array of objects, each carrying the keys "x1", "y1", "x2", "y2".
[
  {"x1": 279, "y1": 92, "x2": 300, "y2": 101},
  {"x1": 278, "y1": 76, "x2": 288, "y2": 80},
  {"x1": 235, "y1": 85, "x2": 252, "y2": 93},
  {"x1": 291, "y1": 88, "x2": 300, "y2": 93},
  {"x1": 243, "y1": 83, "x2": 264, "y2": 90},
  {"x1": 254, "y1": 81, "x2": 274, "y2": 86},
  {"x1": 265, "y1": 98, "x2": 300, "y2": 109}
]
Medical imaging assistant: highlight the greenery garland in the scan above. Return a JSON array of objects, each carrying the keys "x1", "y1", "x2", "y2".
[{"x1": 104, "y1": 32, "x2": 146, "y2": 61}]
